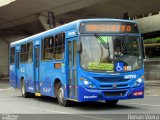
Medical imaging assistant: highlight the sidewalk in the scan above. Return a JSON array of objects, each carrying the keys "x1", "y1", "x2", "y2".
[
  {"x1": 0, "y1": 77, "x2": 9, "y2": 81},
  {"x1": 145, "y1": 80, "x2": 160, "y2": 86},
  {"x1": 145, "y1": 86, "x2": 160, "y2": 96},
  {"x1": 145, "y1": 80, "x2": 160, "y2": 96}
]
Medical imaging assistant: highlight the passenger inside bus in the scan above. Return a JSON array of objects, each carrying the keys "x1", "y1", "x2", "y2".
[{"x1": 114, "y1": 46, "x2": 123, "y2": 56}]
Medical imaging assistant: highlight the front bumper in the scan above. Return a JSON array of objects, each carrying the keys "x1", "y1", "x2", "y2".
[{"x1": 78, "y1": 84, "x2": 144, "y2": 102}]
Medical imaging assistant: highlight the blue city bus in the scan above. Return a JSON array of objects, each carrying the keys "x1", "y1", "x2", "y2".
[{"x1": 9, "y1": 19, "x2": 145, "y2": 106}]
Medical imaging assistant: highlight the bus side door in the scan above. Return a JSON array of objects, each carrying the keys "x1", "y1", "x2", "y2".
[
  {"x1": 10, "y1": 47, "x2": 16, "y2": 88},
  {"x1": 34, "y1": 45, "x2": 40, "y2": 92},
  {"x1": 15, "y1": 48, "x2": 20, "y2": 88},
  {"x1": 67, "y1": 37, "x2": 78, "y2": 99},
  {"x1": 10, "y1": 46, "x2": 20, "y2": 88}
]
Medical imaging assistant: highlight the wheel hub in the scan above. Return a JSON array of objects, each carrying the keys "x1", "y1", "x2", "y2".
[{"x1": 58, "y1": 88, "x2": 64, "y2": 103}]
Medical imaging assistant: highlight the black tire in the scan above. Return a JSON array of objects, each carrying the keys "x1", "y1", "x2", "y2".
[
  {"x1": 105, "y1": 100, "x2": 119, "y2": 106},
  {"x1": 21, "y1": 79, "x2": 30, "y2": 98},
  {"x1": 57, "y1": 83, "x2": 70, "y2": 106}
]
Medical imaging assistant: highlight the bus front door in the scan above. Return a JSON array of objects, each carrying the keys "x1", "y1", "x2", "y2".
[
  {"x1": 15, "y1": 50, "x2": 20, "y2": 88},
  {"x1": 34, "y1": 46, "x2": 40, "y2": 92},
  {"x1": 68, "y1": 38, "x2": 78, "y2": 99}
]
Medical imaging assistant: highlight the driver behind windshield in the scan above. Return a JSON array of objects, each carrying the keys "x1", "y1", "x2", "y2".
[{"x1": 114, "y1": 46, "x2": 123, "y2": 56}]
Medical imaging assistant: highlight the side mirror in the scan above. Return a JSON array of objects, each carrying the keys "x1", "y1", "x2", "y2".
[
  {"x1": 141, "y1": 37, "x2": 145, "y2": 59},
  {"x1": 77, "y1": 41, "x2": 82, "y2": 53}
]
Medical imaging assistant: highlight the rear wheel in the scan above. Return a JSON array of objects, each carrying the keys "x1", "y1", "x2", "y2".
[
  {"x1": 57, "y1": 83, "x2": 70, "y2": 106},
  {"x1": 105, "y1": 100, "x2": 119, "y2": 106},
  {"x1": 21, "y1": 79, "x2": 30, "y2": 98}
]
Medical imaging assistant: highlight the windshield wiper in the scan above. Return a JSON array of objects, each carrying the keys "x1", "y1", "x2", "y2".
[
  {"x1": 95, "y1": 34, "x2": 111, "y2": 59},
  {"x1": 95, "y1": 34, "x2": 109, "y2": 49}
]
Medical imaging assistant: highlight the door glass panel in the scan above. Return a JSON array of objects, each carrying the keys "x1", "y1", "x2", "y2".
[
  {"x1": 73, "y1": 40, "x2": 77, "y2": 67},
  {"x1": 69, "y1": 70, "x2": 72, "y2": 97},
  {"x1": 68, "y1": 41, "x2": 72, "y2": 67},
  {"x1": 35, "y1": 48, "x2": 40, "y2": 68},
  {"x1": 74, "y1": 70, "x2": 77, "y2": 98},
  {"x1": 68, "y1": 39, "x2": 77, "y2": 99},
  {"x1": 10, "y1": 47, "x2": 15, "y2": 64},
  {"x1": 34, "y1": 47, "x2": 40, "y2": 92},
  {"x1": 16, "y1": 52, "x2": 20, "y2": 68}
]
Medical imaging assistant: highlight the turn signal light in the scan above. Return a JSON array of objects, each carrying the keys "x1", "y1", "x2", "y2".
[{"x1": 134, "y1": 91, "x2": 143, "y2": 96}]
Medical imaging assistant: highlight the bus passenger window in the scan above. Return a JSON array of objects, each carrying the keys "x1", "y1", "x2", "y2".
[
  {"x1": 42, "y1": 36, "x2": 54, "y2": 60},
  {"x1": 42, "y1": 33, "x2": 65, "y2": 61},
  {"x1": 54, "y1": 33, "x2": 65, "y2": 60},
  {"x1": 20, "y1": 44, "x2": 27, "y2": 63},
  {"x1": 10, "y1": 47, "x2": 15, "y2": 64},
  {"x1": 27, "y1": 43, "x2": 33, "y2": 62},
  {"x1": 20, "y1": 42, "x2": 33, "y2": 63}
]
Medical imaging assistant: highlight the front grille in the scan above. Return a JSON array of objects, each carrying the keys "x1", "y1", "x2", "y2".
[
  {"x1": 94, "y1": 77, "x2": 129, "y2": 83},
  {"x1": 100, "y1": 84, "x2": 129, "y2": 89},
  {"x1": 104, "y1": 91, "x2": 126, "y2": 97},
  {"x1": 117, "y1": 84, "x2": 128, "y2": 87},
  {"x1": 100, "y1": 85, "x2": 112, "y2": 88}
]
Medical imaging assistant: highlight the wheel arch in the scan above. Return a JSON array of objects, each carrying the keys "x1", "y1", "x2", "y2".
[
  {"x1": 20, "y1": 76, "x2": 25, "y2": 86},
  {"x1": 54, "y1": 78, "x2": 62, "y2": 98}
]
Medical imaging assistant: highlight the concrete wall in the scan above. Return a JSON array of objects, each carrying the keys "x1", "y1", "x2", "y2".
[
  {"x1": 135, "y1": 14, "x2": 160, "y2": 80},
  {"x1": 144, "y1": 61, "x2": 160, "y2": 80},
  {"x1": 0, "y1": 39, "x2": 8, "y2": 77},
  {"x1": 135, "y1": 13, "x2": 160, "y2": 33},
  {"x1": 0, "y1": 31, "x2": 28, "y2": 77}
]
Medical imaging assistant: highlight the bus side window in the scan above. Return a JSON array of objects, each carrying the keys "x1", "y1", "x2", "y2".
[
  {"x1": 20, "y1": 42, "x2": 33, "y2": 63},
  {"x1": 42, "y1": 33, "x2": 65, "y2": 61},
  {"x1": 27, "y1": 43, "x2": 33, "y2": 62},
  {"x1": 10, "y1": 47, "x2": 15, "y2": 64},
  {"x1": 42, "y1": 36, "x2": 54, "y2": 60},
  {"x1": 20, "y1": 44, "x2": 27, "y2": 63},
  {"x1": 54, "y1": 33, "x2": 65, "y2": 60}
]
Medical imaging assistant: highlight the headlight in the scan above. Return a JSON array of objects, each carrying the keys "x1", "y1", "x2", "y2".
[
  {"x1": 83, "y1": 80, "x2": 89, "y2": 85},
  {"x1": 137, "y1": 78, "x2": 142, "y2": 83},
  {"x1": 133, "y1": 77, "x2": 144, "y2": 87},
  {"x1": 81, "y1": 78, "x2": 97, "y2": 89}
]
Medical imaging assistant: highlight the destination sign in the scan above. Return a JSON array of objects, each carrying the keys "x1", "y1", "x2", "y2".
[{"x1": 80, "y1": 22, "x2": 139, "y2": 33}]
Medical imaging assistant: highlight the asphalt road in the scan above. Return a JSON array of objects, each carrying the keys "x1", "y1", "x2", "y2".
[{"x1": 0, "y1": 81, "x2": 160, "y2": 120}]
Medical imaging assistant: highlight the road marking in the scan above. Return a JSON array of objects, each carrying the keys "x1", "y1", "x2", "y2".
[
  {"x1": 30, "y1": 107, "x2": 110, "y2": 120},
  {"x1": 0, "y1": 84, "x2": 9, "y2": 85},
  {"x1": 44, "y1": 109, "x2": 111, "y2": 120},
  {"x1": 0, "y1": 98, "x2": 19, "y2": 101},
  {"x1": 127, "y1": 103, "x2": 160, "y2": 107},
  {"x1": 75, "y1": 114, "x2": 111, "y2": 120},
  {"x1": 145, "y1": 95, "x2": 160, "y2": 96},
  {"x1": 30, "y1": 106, "x2": 70, "y2": 114},
  {"x1": 45, "y1": 109, "x2": 71, "y2": 114},
  {"x1": 0, "y1": 88, "x2": 13, "y2": 92}
]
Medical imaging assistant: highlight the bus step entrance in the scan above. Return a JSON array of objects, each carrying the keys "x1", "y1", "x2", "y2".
[{"x1": 35, "y1": 92, "x2": 41, "y2": 97}]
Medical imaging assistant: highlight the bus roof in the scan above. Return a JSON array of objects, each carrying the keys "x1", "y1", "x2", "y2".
[{"x1": 10, "y1": 18, "x2": 136, "y2": 46}]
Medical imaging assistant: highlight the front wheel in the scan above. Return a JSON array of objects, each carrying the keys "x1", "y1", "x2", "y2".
[
  {"x1": 21, "y1": 80, "x2": 30, "y2": 98},
  {"x1": 105, "y1": 100, "x2": 119, "y2": 106},
  {"x1": 57, "y1": 83, "x2": 70, "y2": 106}
]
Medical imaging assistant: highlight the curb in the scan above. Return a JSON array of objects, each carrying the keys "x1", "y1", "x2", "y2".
[
  {"x1": 145, "y1": 80, "x2": 160, "y2": 86},
  {"x1": 0, "y1": 79, "x2": 9, "y2": 80}
]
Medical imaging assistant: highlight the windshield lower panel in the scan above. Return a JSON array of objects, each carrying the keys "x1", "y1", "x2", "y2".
[{"x1": 80, "y1": 35, "x2": 143, "y2": 73}]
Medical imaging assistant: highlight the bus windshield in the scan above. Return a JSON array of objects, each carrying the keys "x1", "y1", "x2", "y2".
[{"x1": 80, "y1": 35, "x2": 143, "y2": 72}]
